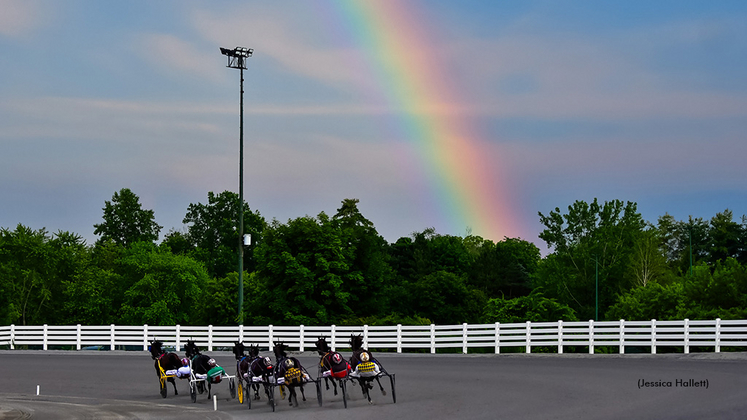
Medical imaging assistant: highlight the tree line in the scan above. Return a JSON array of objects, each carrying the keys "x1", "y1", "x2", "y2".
[{"x1": 1, "y1": 188, "x2": 746, "y2": 327}]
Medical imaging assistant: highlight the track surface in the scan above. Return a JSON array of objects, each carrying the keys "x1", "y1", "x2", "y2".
[{"x1": 0, "y1": 350, "x2": 745, "y2": 419}]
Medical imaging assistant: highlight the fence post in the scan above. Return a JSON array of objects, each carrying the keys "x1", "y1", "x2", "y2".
[
  {"x1": 176, "y1": 324, "x2": 181, "y2": 351},
  {"x1": 588, "y1": 320, "x2": 594, "y2": 354},
  {"x1": 558, "y1": 320, "x2": 563, "y2": 354},
  {"x1": 526, "y1": 321, "x2": 532, "y2": 354},
  {"x1": 110, "y1": 324, "x2": 115, "y2": 350},
  {"x1": 364, "y1": 324, "x2": 369, "y2": 349},
  {"x1": 300, "y1": 325, "x2": 305, "y2": 352},
  {"x1": 651, "y1": 319, "x2": 656, "y2": 354},
  {"x1": 397, "y1": 324, "x2": 402, "y2": 353},
  {"x1": 143, "y1": 324, "x2": 149, "y2": 351},
  {"x1": 10, "y1": 324, "x2": 14, "y2": 350},
  {"x1": 684, "y1": 318, "x2": 690, "y2": 354},
  {"x1": 239, "y1": 324, "x2": 244, "y2": 343},
  {"x1": 77, "y1": 324, "x2": 82, "y2": 350},
  {"x1": 269, "y1": 325, "x2": 274, "y2": 350},
  {"x1": 207, "y1": 325, "x2": 213, "y2": 351},
  {"x1": 619, "y1": 319, "x2": 625, "y2": 354},
  {"x1": 715, "y1": 318, "x2": 721, "y2": 353},
  {"x1": 43, "y1": 324, "x2": 48, "y2": 350},
  {"x1": 462, "y1": 323, "x2": 468, "y2": 354},
  {"x1": 430, "y1": 324, "x2": 436, "y2": 354},
  {"x1": 495, "y1": 322, "x2": 500, "y2": 354}
]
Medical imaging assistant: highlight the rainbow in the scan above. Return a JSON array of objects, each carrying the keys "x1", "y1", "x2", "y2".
[{"x1": 332, "y1": 0, "x2": 522, "y2": 240}]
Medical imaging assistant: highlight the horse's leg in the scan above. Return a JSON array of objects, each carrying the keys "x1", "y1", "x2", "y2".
[
  {"x1": 279, "y1": 384, "x2": 286, "y2": 400},
  {"x1": 363, "y1": 379, "x2": 372, "y2": 403},
  {"x1": 332, "y1": 378, "x2": 338, "y2": 396},
  {"x1": 288, "y1": 387, "x2": 296, "y2": 406},
  {"x1": 169, "y1": 377, "x2": 179, "y2": 395},
  {"x1": 207, "y1": 382, "x2": 212, "y2": 400},
  {"x1": 253, "y1": 383, "x2": 260, "y2": 400},
  {"x1": 375, "y1": 376, "x2": 386, "y2": 395},
  {"x1": 324, "y1": 377, "x2": 330, "y2": 390},
  {"x1": 264, "y1": 384, "x2": 272, "y2": 405},
  {"x1": 299, "y1": 384, "x2": 306, "y2": 401}
]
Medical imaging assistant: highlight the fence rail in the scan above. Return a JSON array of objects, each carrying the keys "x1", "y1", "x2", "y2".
[{"x1": 1, "y1": 319, "x2": 746, "y2": 354}]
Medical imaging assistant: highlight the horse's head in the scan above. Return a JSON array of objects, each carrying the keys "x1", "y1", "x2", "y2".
[
  {"x1": 248, "y1": 344, "x2": 260, "y2": 358},
  {"x1": 349, "y1": 334, "x2": 364, "y2": 351},
  {"x1": 232, "y1": 341, "x2": 245, "y2": 360},
  {"x1": 149, "y1": 339, "x2": 164, "y2": 360},
  {"x1": 273, "y1": 342, "x2": 288, "y2": 361},
  {"x1": 185, "y1": 340, "x2": 201, "y2": 359},
  {"x1": 315, "y1": 336, "x2": 330, "y2": 356},
  {"x1": 259, "y1": 356, "x2": 274, "y2": 372}
]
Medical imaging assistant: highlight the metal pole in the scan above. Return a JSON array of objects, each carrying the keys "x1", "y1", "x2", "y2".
[
  {"x1": 595, "y1": 255, "x2": 598, "y2": 321},
  {"x1": 238, "y1": 65, "x2": 244, "y2": 324},
  {"x1": 689, "y1": 226, "x2": 693, "y2": 277}
]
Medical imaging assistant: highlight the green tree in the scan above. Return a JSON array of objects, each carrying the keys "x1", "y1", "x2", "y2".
[
  {"x1": 707, "y1": 210, "x2": 744, "y2": 265},
  {"x1": 410, "y1": 271, "x2": 485, "y2": 324},
  {"x1": 605, "y1": 282, "x2": 684, "y2": 321},
  {"x1": 625, "y1": 227, "x2": 670, "y2": 288},
  {"x1": 482, "y1": 291, "x2": 578, "y2": 323},
  {"x1": 332, "y1": 198, "x2": 393, "y2": 317},
  {"x1": 254, "y1": 213, "x2": 352, "y2": 325},
  {"x1": 181, "y1": 191, "x2": 265, "y2": 279},
  {"x1": 117, "y1": 242, "x2": 209, "y2": 325},
  {"x1": 469, "y1": 237, "x2": 540, "y2": 298},
  {"x1": 93, "y1": 188, "x2": 162, "y2": 246},
  {"x1": 536, "y1": 199, "x2": 645, "y2": 320}
]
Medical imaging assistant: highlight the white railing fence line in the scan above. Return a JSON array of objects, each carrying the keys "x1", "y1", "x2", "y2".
[{"x1": 1, "y1": 319, "x2": 746, "y2": 354}]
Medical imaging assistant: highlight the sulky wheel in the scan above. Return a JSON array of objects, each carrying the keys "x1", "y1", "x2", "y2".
[
  {"x1": 237, "y1": 379, "x2": 243, "y2": 403},
  {"x1": 159, "y1": 379, "x2": 167, "y2": 398},
  {"x1": 190, "y1": 383, "x2": 197, "y2": 403},
  {"x1": 229, "y1": 378, "x2": 237, "y2": 399},
  {"x1": 316, "y1": 380, "x2": 323, "y2": 407},
  {"x1": 390, "y1": 374, "x2": 396, "y2": 403},
  {"x1": 268, "y1": 385, "x2": 275, "y2": 412}
]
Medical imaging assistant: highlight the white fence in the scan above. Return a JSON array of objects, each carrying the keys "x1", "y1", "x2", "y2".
[{"x1": 1, "y1": 319, "x2": 746, "y2": 354}]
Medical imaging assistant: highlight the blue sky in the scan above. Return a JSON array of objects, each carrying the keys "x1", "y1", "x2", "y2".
[{"x1": 1, "y1": 0, "x2": 746, "y2": 249}]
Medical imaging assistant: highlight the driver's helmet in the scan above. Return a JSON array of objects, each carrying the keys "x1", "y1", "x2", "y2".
[
  {"x1": 181, "y1": 358, "x2": 189, "y2": 366},
  {"x1": 208, "y1": 358, "x2": 217, "y2": 367},
  {"x1": 360, "y1": 352, "x2": 370, "y2": 362},
  {"x1": 284, "y1": 358, "x2": 295, "y2": 369}
]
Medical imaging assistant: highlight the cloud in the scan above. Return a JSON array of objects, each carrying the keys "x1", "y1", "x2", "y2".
[
  {"x1": 444, "y1": 21, "x2": 747, "y2": 120},
  {"x1": 189, "y1": 5, "x2": 373, "y2": 91},
  {"x1": 0, "y1": 0, "x2": 48, "y2": 38},
  {"x1": 134, "y1": 33, "x2": 226, "y2": 83}
]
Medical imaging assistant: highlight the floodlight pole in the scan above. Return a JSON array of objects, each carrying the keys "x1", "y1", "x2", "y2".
[
  {"x1": 595, "y1": 255, "x2": 599, "y2": 321},
  {"x1": 221, "y1": 46, "x2": 253, "y2": 325}
]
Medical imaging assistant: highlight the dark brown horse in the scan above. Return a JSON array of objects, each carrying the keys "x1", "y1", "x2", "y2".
[
  {"x1": 185, "y1": 340, "x2": 220, "y2": 400},
  {"x1": 315, "y1": 336, "x2": 350, "y2": 396},
  {"x1": 149, "y1": 339, "x2": 180, "y2": 397},
  {"x1": 348, "y1": 334, "x2": 386, "y2": 403},
  {"x1": 234, "y1": 342, "x2": 274, "y2": 402},
  {"x1": 273, "y1": 342, "x2": 307, "y2": 407}
]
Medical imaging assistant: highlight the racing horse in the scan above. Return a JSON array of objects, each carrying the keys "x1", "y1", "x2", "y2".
[
  {"x1": 233, "y1": 342, "x2": 274, "y2": 402},
  {"x1": 149, "y1": 339, "x2": 180, "y2": 397},
  {"x1": 273, "y1": 342, "x2": 308, "y2": 407},
  {"x1": 315, "y1": 336, "x2": 350, "y2": 396},
  {"x1": 348, "y1": 334, "x2": 387, "y2": 403},
  {"x1": 185, "y1": 340, "x2": 222, "y2": 400}
]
